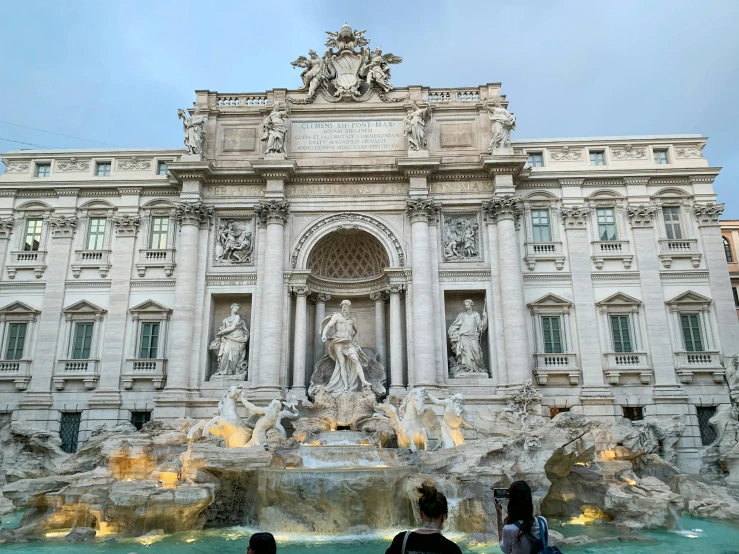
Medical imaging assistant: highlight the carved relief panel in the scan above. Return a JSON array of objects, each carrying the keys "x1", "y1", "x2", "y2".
[
  {"x1": 213, "y1": 216, "x2": 255, "y2": 266},
  {"x1": 441, "y1": 212, "x2": 483, "y2": 262}
]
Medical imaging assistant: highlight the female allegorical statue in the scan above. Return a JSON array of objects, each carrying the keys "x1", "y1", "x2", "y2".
[
  {"x1": 448, "y1": 299, "x2": 488, "y2": 374},
  {"x1": 210, "y1": 303, "x2": 249, "y2": 376}
]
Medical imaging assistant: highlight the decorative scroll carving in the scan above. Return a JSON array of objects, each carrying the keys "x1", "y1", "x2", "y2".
[
  {"x1": 481, "y1": 196, "x2": 522, "y2": 222},
  {"x1": 676, "y1": 144, "x2": 705, "y2": 158},
  {"x1": 627, "y1": 205, "x2": 657, "y2": 227},
  {"x1": 549, "y1": 146, "x2": 582, "y2": 161},
  {"x1": 369, "y1": 291, "x2": 389, "y2": 302},
  {"x1": 405, "y1": 199, "x2": 440, "y2": 224},
  {"x1": 215, "y1": 219, "x2": 254, "y2": 264},
  {"x1": 57, "y1": 158, "x2": 90, "y2": 172},
  {"x1": 442, "y1": 214, "x2": 481, "y2": 261},
  {"x1": 0, "y1": 218, "x2": 14, "y2": 239},
  {"x1": 112, "y1": 215, "x2": 141, "y2": 237},
  {"x1": 175, "y1": 202, "x2": 214, "y2": 227},
  {"x1": 387, "y1": 284, "x2": 405, "y2": 295},
  {"x1": 559, "y1": 206, "x2": 590, "y2": 228},
  {"x1": 117, "y1": 157, "x2": 151, "y2": 171},
  {"x1": 255, "y1": 200, "x2": 289, "y2": 225},
  {"x1": 693, "y1": 202, "x2": 725, "y2": 226},
  {"x1": 3, "y1": 162, "x2": 29, "y2": 173},
  {"x1": 612, "y1": 145, "x2": 646, "y2": 160},
  {"x1": 310, "y1": 292, "x2": 332, "y2": 304},
  {"x1": 48, "y1": 216, "x2": 77, "y2": 238}
]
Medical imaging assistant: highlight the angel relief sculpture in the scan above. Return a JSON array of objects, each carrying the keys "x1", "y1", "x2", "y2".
[{"x1": 290, "y1": 23, "x2": 402, "y2": 101}]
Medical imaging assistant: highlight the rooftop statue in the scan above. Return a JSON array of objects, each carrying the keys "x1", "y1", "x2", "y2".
[
  {"x1": 261, "y1": 102, "x2": 290, "y2": 154},
  {"x1": 404, "y1": 101, "x2": 431, "y2": 151},
  {"x1": 485, "y1": 99, "x2": 516, "y2": 150},
  {"x1": 177, "y1": 108, "x2": 207, "y2": 158}
]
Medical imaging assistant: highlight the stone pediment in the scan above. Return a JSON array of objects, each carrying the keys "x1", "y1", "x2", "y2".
[
  {"x1": 0, "y1": 301, "x2": 40, "y2": 315},
  {"x1": 129, "y1": 300, "x2": 172, "y2": 314},
  {"x1": 62, "y1": 300, "x2": 107, "y2": 315},
  {"x1": 527, "y1": 293, "x2": 572, "y2": 307},
  {"x1": 665, "y1": 290, "x2": 712, "y2": 306},
  {"x1": 596, "y1": 292, "x2": 642, "y2": 307}
]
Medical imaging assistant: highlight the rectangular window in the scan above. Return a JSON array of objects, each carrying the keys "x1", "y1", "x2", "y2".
[
  {"x1": 157, "y1": 161, "x2": 169, "y2": 175},
  {"x1": 71, "y1": 322, "x2": 94, "y2": 359},
  {"x1": 86, "y1": 218, "x2": 106, "y2": 250},
  {"x1": 59, "y1": 412, "x2": 81, "y2": 453},
  {"x1": 653, "y1": 150, "x2": 669, "y2": 164},
  {"x1": 733, "y1": 287, "x2": 739, "y2": 307},
  {"x1": 531, "y1": 209, "x2": 552, "y2": 242},
  {"x1": 696, "y1": 406, "x2": 718, "y2": 446},
  {"x1": 662, "y1": 207, "x2": 683, "y2": 240},
  {"x1": 541, "y1": 316, "x2": 563, "y2": 354},
  {"x1": 150, "y1": 216, "x2": 169, "y2": 249},
  {"x1": 590, "y1": 151, "x2": 606, "y2": 166},
  {"x1": 623, "y1": 406, "x2": 644, "y2": 421},
  {"x1": 596, "y1": 208, "x2": 618, "y2": 241},
  {"x1": 139, "y1": 322, "x2": 160, "y2": 359},
  {"x1": 680, "y1": 313, "x2": 704, "y2": 352},
  {"x1": 611, "y1": 315, "x2": 633, "y2": 353},
  {"x1": 527, "y1": 153, "x2": 543, "y2": 168},
  {"x1": 35, "y1": 163, "x2": 51, "y2": 177},
  {"x1": 96, "y1": 162, "x2": 111, "y2": 177},
  {"x1": 23, "y1": 219, "x2": 43, "y2": 252},
  {"x1": 130, "y1": 411, "x2": 152, "y2": 431},
  {"x1": 550, "y1": 407, "x2": 570, "y2": 418},
  {"x1": 5, "y1": 323, "x2": 27, "y2": 360}
]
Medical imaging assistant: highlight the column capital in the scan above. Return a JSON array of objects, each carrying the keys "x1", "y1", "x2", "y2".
[
  {"x1": 175, "y1": 202, "x2": 214, "y2": 227},
  {"x1": 693, "y1": 202, "x2": 724, "y2": 227},
  {"x1": 627, "y1": 204, "x2": 657, "y2": 228},
  {"x1": 255, "y1": 200, "x2": 290, "y2": 225},
  {"x1": 0, "y1": 218, "x2": 13, "y2": 239},
  {"x1": 560, "y1": 205, "x2": 590, "y2": 229},
  {"x1": 370, "y1": 291, "x2": 390, "y2": 302},
  {"x1": 112, "y1": 215, "x2": 141, "y2": 237},
  {"x1": 48, "y1": 216, "x2": 77, "y2": 238},
  {"x1": 291, "y1": 285, "x2": 311, "y2": 297},
  {"x1": 405, "y1": 199, "x2": 439, "y2": 224},
  {"x1": 310, "y1": 292, "x2": 331, "y2": 304},
  {"x1": 387, "y1": 284, "x2": 406, "y2": 295},
  {"x1": 482, "y1": 195, "x2": 522, "y2": 222}
]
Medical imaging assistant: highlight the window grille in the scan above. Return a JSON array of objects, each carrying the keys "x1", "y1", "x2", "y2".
[
  {"x1": 550, "y1": 407, "x2": 570, "y2": 418},
  {"x1": 696, "y1": 406, "x2": 717, "y2": 446},
  {"x1": 60, "y1": 412, "x2": 81, "y2": 453},
  {"x1": 130, "y1": 411, "x2": 152, "y2": 431},
  {"x1": 623, "y1": 406, "x2": 644, "y2": 421}
]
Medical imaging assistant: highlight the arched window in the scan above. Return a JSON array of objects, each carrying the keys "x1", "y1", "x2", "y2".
[{"x1": 724, "y1": 237, "x2": 734, "y2": 263}]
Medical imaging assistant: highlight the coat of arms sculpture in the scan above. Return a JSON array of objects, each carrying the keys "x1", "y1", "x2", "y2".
[{"x1": 290, "y1": 23, "x2": 402, "y2": 103}]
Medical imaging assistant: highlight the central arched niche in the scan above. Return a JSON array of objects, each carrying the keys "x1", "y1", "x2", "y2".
[{"x1": 307, "y1": 229, "x2": 389, "y2": 281}]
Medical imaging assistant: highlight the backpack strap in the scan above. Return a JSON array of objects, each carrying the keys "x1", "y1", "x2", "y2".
[
  {"x1": 513, "y1": 520, "x2": 545, "y2": 553},
  {"x1": 536, "y1": 517, "x2": 548, "y2": 548},
  {"x1": 401, "y1": 531, "x2": 411, "y2": 554}
]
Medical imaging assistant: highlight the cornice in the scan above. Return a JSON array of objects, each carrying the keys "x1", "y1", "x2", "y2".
[
  {"x1": 522, "y1": 273, "x2": 572, "y2": 282},
  {"x1": 65, "y1": 280, "x2": 112, "y2": 289},
  {"x1": 589, "y1": 272, "x2": 641, "y2": 280},
  {"x1": 0, "y1": 282, "x2": 46, "y2": 290},
  {"x1": 130, "y1": 279, "x2": 177, "y2": 288},
  {"x1": 660, "y1": 271, "x2": 709, "y2": 280}
]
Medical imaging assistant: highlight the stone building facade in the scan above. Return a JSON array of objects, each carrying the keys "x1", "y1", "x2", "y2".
[
  {"x1": 0, "y1": 26, "x2": 737, "y2": 472},
  {"x1": 721, "y1": 220, "x2": 739, "y2": 320}
]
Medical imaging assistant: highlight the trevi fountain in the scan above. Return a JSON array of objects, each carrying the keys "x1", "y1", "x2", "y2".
[{"x1": 1, "y1": 23, "x2": 739, "y2": 554}]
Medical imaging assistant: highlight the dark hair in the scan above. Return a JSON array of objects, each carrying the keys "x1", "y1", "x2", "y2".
[
  {"x1": 417, "y1": 480, "x2": 448, "y2": 519},
  {"x1": 249, "y1": 532, "x2": 276, "y2": 554},
  {"x1": 504, "y1": 481, "x2": 534, "y2": 541}
]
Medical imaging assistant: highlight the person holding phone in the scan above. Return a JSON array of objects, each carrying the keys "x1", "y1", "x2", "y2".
[{"x1": 494, "y1": 481, "x2": 551, "y2": 554}]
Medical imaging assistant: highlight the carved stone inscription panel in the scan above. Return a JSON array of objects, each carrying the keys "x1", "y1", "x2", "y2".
[{"x1": 291, "y1": 120, "x2": 404, "y2": 153}]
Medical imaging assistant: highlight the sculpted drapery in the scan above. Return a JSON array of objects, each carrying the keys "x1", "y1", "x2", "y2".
[
  {"x1": 211, "y1": 303, "x2": 249, "y2": 376},
  {"x1": 448, "y1": 299, "x2": 488, "y2": 374}
]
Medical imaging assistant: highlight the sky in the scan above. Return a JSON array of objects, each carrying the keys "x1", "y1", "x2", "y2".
[{"x1": 0, "y1": 0, "x2": 738, "y2": 214}]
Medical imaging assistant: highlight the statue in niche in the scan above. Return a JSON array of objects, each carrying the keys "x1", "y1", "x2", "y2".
[
  {"x1": 177, "y1": 108, "x2": 207, "y2": 157},
  {"x1": 216, "y1": 220, "x2": 253, "y2": 264},
  {"x1": 290, "y1": 49, "x2": 327, "y2": 98},
  {"x1": 209, "y1": 303, "x2": 249, "y2": 377},
  {"x1": 448, "y1": 299, "x2": 488, "y2": 376},
  {"x1": 485, "y1": 99, "x2": 516, "y2": 150},
  {"x1": 443, "y1": 216, "x2": 480, "y2": 261},
  {"x1": 261, "y1": 102, "x2": 290, "y2": 154},
  {"x1": 404, "y1": 101, "x2": 431, "y2": 151},
  {"x1": 310, "y1": 300, "x2": 386, "y2": 397},
  {"x1": 427, "y1": 392, "x2": 474, "y2": 448},
  {"x1": 362, "y1": 47, "x2": 402, "y2": 93}
]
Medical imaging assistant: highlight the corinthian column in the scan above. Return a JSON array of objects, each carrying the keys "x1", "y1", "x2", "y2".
[
  {"x1": 254, "y1": 200, "x2": 289, "y2": 393},
  {"x1": 290, "y1": 286, "x2": 310, "y2": 397},
  {"x1": 406, "y1": 199, "x2": 439, "y2": 388},
  {"x1": 312, "y1": 293, "x2": 330, "y2": 366},
  {"x1": 483, "y1": 196, "x2": 530, "y2": 385},
  {"x1": 370, "y1": 291, "x2": 389, "y2": 368},
  {"x1": 388, "y1": 284, "x2": 405, "y2": 394}
]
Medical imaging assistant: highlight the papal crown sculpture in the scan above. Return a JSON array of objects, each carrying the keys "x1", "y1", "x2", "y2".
[{"x1": 291, "y1": 23, "x2": 403, "y2": 102}]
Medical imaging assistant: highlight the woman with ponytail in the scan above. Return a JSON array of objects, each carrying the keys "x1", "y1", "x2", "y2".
[
  {"x1": 385, "y1": 480, "x2": 463, "y2": 554},
  {"x1": 496, "y1": 480, "x2": 551, "y2": 554}
]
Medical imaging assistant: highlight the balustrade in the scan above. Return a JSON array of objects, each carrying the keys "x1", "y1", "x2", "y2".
[
  {"x1": 122, "y1": 358, "x2": 166, "y2": 389},
  {"x1": 591, "y1": 240, "x2": 633, "y2": 269},
  {"x1": 53, "y1": 359, "x2": 99, "y2": 390},
  {"x1": 216, "y1": 94, "x2": 269, "y2": 107},
  {"x1": 137, "y1": 248, "x2": 176, "y2": 277},
  {"x1": 533, "y1": 353, "x2": 579, "y2": 385},
  {"x1": 427, "y1": 89, "x2": 481, "y2": 103},
  {"x1": 657, "y1": 238, "x2": 701, "y2": 268}
]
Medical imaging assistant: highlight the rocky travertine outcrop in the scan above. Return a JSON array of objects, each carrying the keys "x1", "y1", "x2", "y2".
[{"x1": 0, "y1": 418, "x2": 69, "y2": 484}]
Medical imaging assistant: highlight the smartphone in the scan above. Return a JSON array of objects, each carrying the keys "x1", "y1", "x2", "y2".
[{"x1": 493, "y1": 488, "x2": 509, "y2": 500}]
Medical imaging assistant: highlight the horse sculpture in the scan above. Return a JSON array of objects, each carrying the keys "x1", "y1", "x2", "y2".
[
  {"x1": 186, "y1": 385, "x2": 252, "y2": 448},
  {"x1": 375, "y1": 387, "x2": 434, "y2": 452}
]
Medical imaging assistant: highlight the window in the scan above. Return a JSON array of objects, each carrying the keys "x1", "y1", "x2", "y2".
[
  {"x1": 653, "y1": 149, "x2": 669, "y2": 164},
  {"x1": 59, "y1": 412, "x2": 81, "y2": 453},
  {"x1": 35, "y1": 163, "x2": 51, "y2": 177},
  {"x1": 4, "y1": 323, "x2": 27, "y2": 360},
  {"x1": 590, "y1": 151, "x2": 605, "y2": 166},
  {"x1": 596, "y1": 208, "x2": 618, "y2": 241},
  {"x1": 662, "y1": 207, "x2": 683, "y2": 240},
  {"x1": 531, "y1": 209, "x2": 552, "y2": 242},
  {"x1": 611, "y1": 315, "x2": 633, "y2": 353},
  {"x1": 130, "y1": 411, "x2": 152, "y2": 431},
  {"x1": 96, "y1": 162, "x2": 111, "y2": 176},
  {"x1": 86, "y1": 218, "x2": 106, "y2": 250},
  {"x1": 541, "y1": 316, "x2": 563, "y2": 353},
  {"x1": 550, "y1": 407, "x2": 570, "y2": 418},
  {"x1": 696, "y1": 406, "x2": 718, "y2": 446},
  {"x1": 527, "y1": 153, "x2": 543, "y2": 168},
  {"x1": 139, "y1": 322, "x2": 160, "y2": 359},
  {"x1": 150, "y1": 216, "x2": 169, "y2": 249},
  {"x1": 623, "y1": 406, "x2": 644, "y2": 421},
  {"x1": 71, "y1": 322, "x2": 94, "y2": 359},
  {"x1": 157, "y1": 161, "x2": 169, "y2": 175},
  {"x1": 680, "y1": 313, "x2": 704, "y2": 352},
  {"x1": 23, "y1": 219, "x2": 43, "y2": 252},
  {"x1": 725, "y1": 237, "x2": 734, "y2": 263},
  {"x1": 734, "y1": 287, "x2": 739, "y2": 307}
]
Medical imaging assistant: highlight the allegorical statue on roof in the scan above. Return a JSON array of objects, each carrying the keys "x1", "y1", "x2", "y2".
[
  {"x1": 177, "y1": 108, "x2": 207, "y2": 158},
  {"x1": 485, "y1": 99, "x2": 516, "y2": 151},
  {"x1": 290, "y1": 23, "x2": 402, "y2": 102},
  {"x1": 261, "y1": 102, "x2": 290, "y2": 154},
  {"x1": 404, "y1": 101, "x2": 431, "y2": 151}
]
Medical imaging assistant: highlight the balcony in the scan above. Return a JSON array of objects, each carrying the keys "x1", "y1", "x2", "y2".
[
  {"x1": 71, "y1": 249, "x2": 112, "y2": 278},
  {"x1": 7, "y1": 250, "x2": 47, "y2": 279},
  {"x1": 0, "y1": 360, "x2": 32, "y2": 390},
  {"x1": 136, "y1": 248, "x2": 175, "y2": 277},
  {"x1": 591, "y1": 240, "x2": 633, "y2": 270},
  {"x1": 533, "y1": 353, "x2": 580, "y2": 385},
  {"x1": 53, "y1": 359, "x2": 99, "y2": 390},
  {"x1": 524, "y1": 242, "x2": 566, "y2": 271},
  {"x1": 603, "y1": 352, "x2": 651, "y2": 384},
  {"x1": 122, "y1": 358, "x2": 167, "y2": 389},
  {"x1": 658, "y1": 239, "x2": 701, "y2": 268},
  {"x1": 675, "y1": 350, "x2": 724, "y2": 383}
]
